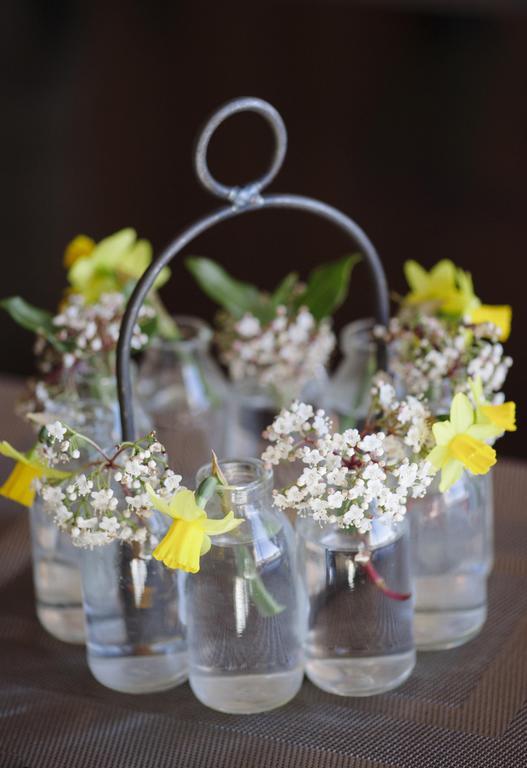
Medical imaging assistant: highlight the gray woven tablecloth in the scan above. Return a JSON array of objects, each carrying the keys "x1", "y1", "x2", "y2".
[{"x1": 0, "y1": 377, "x2": 526, "y2": 768}]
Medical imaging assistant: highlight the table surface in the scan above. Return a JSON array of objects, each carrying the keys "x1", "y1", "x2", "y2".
[{"x1": 0, "y1": 376, "x2": 526, "y2": 768}]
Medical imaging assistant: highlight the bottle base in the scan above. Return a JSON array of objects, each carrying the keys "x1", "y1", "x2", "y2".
[
  {"x1": 190, "y1": 666, "x2": 305, "y2": 714},
  {"x1": 37, "y1": 604, "x2": 85, "y2": 644},
  {"x1": 305, "y1": 650, "x2": 416, "y2": 697},
  {"x1": 88, "y1": 651, "x2": 188, "y2": 694},
  {"x1": 414, "y1": 606, "x2": 486, "y2": 651}
]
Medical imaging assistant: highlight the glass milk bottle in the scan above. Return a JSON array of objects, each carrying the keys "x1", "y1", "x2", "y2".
[
  {"x1": 29, "y1": 399, "x2": 116, "y2": 643},
  {"x1": 138, "y1": 317, "x2": 229, "y2": 487},
  {"x1": 184, "y1": 459, "x2": 305, "y2": 713},
  {"x1": 326, "y1": 318, "x2": 376, "y2": 428},
  {"x1": 409, "y1": 472, "x2": 490, "y2": 650},
  {"x1": 297, "y1": 515, "x2": 415, "y2": 696},
  {"x1": 80, "y1": 512, "x2": 187, "y2": 694}
]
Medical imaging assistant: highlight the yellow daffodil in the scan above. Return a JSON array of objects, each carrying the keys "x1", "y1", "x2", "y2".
[
  {"x1": 470, "y1": 377, "x2": 516, "y2": 434},
  {"x1": 0, "y1": 442, "x2": 71, "y2": 507},
  {"x1": 147, "y1": 486, "x2": 242, "y2": 573},
  {"x1": 468, "y1": 304, "x2": 512, "y2": 341},
  {"x1": 404, "y1": 259, "x2": 480, "y2": 316},
  {"x1": 426, "y1": 393, "x2": 498, "y2": 492},
  {"x1": 67, "y1": 228, "x2": 170, "y2": 303},
  {"x1": 63, "y1": 235, "x2": 96, "y2": 268}
]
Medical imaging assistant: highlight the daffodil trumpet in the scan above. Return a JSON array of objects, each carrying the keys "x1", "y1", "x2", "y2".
[
  {"x1": 0, "y1": 442, "x2": 71, "y2": 507},
  {"x1": 147, "y1": 482, "x2": 243, "y2": 574},
  {"x1": 469, "y1": 377, "x2": 517, "y2": 435}
]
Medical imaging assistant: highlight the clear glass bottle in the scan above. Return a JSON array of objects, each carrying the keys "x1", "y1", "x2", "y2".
[
  {"x1": 138, "y1": 317, "x2": 229, "y2": 487},
  {"x1": 80, "y1": 512, "x2": 187, "y2": 694},
  {"x1": 29, "y1": 399, "x2": 116, "y2": 644},
  {"x1": 297, "y1": 515, "x2": 415, "y2": 696},
  {"x1": 184, "y1": 459, "x2": 305, "y2": 714},
  {"x1": 409, "y1": 472, "x2": 489, "y2": 650},
  {"x1": 228, "y1": 377, "x2": 328, "y2": 486},
  {"x1": 326, "y1": 318, "x2": 376, "y2": 428}
]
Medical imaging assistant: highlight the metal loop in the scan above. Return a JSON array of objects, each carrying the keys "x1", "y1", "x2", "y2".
[{"x1": 194, "y1": 97, "x2": 287, "y2": 205}]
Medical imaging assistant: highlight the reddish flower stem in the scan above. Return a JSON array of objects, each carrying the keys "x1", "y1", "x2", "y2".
[{"x1": 359, "y1": 558, "x2": 411, "y2": 601}]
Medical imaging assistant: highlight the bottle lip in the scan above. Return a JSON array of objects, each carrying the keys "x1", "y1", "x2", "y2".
[
  {"x1": 150, "y1": 315, "x2": 213, "y2": 351},
  {"x1": 195, "y1": 457, "x2": 273, "y2": 495},
  {"x1": 340, "y1": 317, "x2": 376, "y2": 353}
]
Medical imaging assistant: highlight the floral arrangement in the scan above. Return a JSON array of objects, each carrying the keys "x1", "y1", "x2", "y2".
[
  {"x1": 379, "y1": 259, "x2": 513, "y2": 406},
  {"x1": 262, "y1": 398, "x2": 434, "y2": 533},
  {"x1": 1, "y1": 228, "x2": 175, "y2": 410},
  {"x1": 0, "y1": 422, "x2": 240, "y2": 574},
  {"x1": 186, "y1": 255, "x2": 359, "y2": 402}
]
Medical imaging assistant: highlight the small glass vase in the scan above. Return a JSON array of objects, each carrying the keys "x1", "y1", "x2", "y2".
[
  {"x1": 29, "y1": 399, "x2": 116, "y2": 644},
  {"x1": 228, "y1": 376, "x2": 328, "y2": 476},
  {"x1": 326, "y1": 318, "x2": 376, "y2": 428},
  {"x1": 80, "y1": 514, "x2": 187, "y2": 694},
  {"x1": 409, "y1": 472, "x2": 490, "y2": 650},
  {"x1": 297, "y1": 516, "x2": 415, "y2": 696},
  {"x1": 184, "y1": 459, "x2": 305, "y2": 714},
  {"x1": 138, "y1": 317, "x2": 229, "y2": 487}
]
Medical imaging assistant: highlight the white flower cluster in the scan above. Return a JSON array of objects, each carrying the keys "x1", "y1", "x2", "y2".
[
  {"x1": 370, "y1": 376, "x2": 434, "y2": 458},
  {"x1": 49, "y1": 292, "x2": 154, "y2": 370},
  {"x1": 380, "y1": 312, "x2": 512, "y2": 407},
  {"x1": 262, "y1": 401, "x2": 433, "y2": 533},
  {"x1": 36, "y1": 424, "x2": 182, "y2": 549},
  {"x1": 217, "y1": 307, "x2": 335, "y2": 396}
]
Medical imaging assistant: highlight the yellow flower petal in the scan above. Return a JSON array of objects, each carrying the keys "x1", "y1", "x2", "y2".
[
  {"x1": 481, "y1": 402, "x2": 516, "y2": 432},
  {"x1": 63, "y1": 235, "x2": 96, "y2": 268},
  {"x1": 0, "y1": 442, "x2": 70, "y2": 480},
  {"x1": 203, "y1": 510, "x2": 243, "y2": 536},
  {"x1": 439, "y1": 459, "x2": 464, "y2": 492},
  {"x1": 450, "y1": 393, "x2": 474, "y2": 434},
  {"x1": 450, "y1": 434, "x2": 496, "y2": 475},
  {"x1": 432, "y1": 420, "x2": 456, "y2": 447},
  {"x1": 0, "y1": 462, "x2": 39, "y2": 507},
  {"x1": 153, "y1": 519, "x2": 205, "y2": 573},
  {"x1": 426, "y1": 445, "x2": 449, "y2": 470},
  {"x1": 200, "y1": 534, "x2": 212, "y2": 556},
  {"x1": 404, "y1": 260, "x2": 429, "y2": 294},
  {"x1": 469, "y1": 305, "x2": 512, "y2": 341}
]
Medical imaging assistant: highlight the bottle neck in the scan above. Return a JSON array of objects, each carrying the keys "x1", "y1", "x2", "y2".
[{"x1": 196, "y1": 458, "x2": 273, "y2": 519}]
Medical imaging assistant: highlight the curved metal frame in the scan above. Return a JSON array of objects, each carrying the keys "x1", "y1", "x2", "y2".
[{"x1": 117, "y1": 97, "x2": 389, "y2": 441}]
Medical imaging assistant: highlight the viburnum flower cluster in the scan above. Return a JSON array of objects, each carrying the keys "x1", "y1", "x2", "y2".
[
  {"x1": 216, "y1": 306, "x2": 335, "y2": 396},
  {"x1": 262, "y1": 401, "x2": 433, "y2": 533},
  {"x1": 35, "y1": 422, "x2": 183, "y2": 548},
  {"x1": 369, "y1": 375, "x2": 435, "y2": 458},
  {"x1": 36, "y1": 292, "x2": 154, "y2": 374},
  {"x1": 379, "y1": 310, "x2": 512, "y2": 407}
]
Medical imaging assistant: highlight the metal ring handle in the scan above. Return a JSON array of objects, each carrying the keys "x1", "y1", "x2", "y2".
[{"x1": 194, "y1": 97, "x2": 287, "y2": 207}]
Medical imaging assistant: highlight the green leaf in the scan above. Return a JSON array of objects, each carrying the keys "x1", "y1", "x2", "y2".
[
  {"x1": 295, "y1": 254, "x2": 361, "y2": 321},
  {"x1": 270, "y1": 272, "x2": 299, "y2": 310},
  {"x1": 0, "y1": 297, "x2": 69, "y2": 353},
  {"x1": 186, "y1": 257, "x2": 263, "y2": 320}
]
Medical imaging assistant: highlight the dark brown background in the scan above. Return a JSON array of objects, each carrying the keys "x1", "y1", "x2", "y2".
[{"x1": 1, "y1": 0, "x2": 525, "y2": 455}]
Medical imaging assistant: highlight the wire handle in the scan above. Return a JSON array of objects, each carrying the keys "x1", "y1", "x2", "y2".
[
  {"x1": 117, "y1": 97, "x2": 389, "y2": 441},
  {"x1": 195, "y1": 96, "x2": 287, "y2": 207}
]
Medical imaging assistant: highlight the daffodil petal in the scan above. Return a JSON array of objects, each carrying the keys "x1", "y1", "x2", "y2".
[
  {"x1": 431, "y1": 259, "x2": 457, "y2": 288},
  {"x1": 203, "y1": 511, "x2": 243, "y2": 536},
  {"x1": 467, "y1": 423, "x2": 502, "y2": 442},
  {"x1": 481, "y1": 402, "x2": 516, "y2": 432},
  {"x1": 200, "y1": 534, "x2": 212, "y2": 556},
  {"x1": 169, "y1": 489, "x2": 206, "y2": 521},
  {"x1": 432, "y1": 421, "x2": 456, "y2": 446},
  {"x1": 426, "y1": 445, "x2": 449, "y2": 470},
  {"x1": 450, "y1": 434, "x2": 496, "y2": 475},
  {"x1": 470, "y1": 305, "x2": 512, "y2": 341},
  {"x1": 439, "y1": 459, "x2": 464, "y2": 492},
  {"x1": 450, "y1": 393, "x2": 474, "y2": 433},
  {"x1": 0, "y1": 441, "x2": 30, "y2": 465},
  {"x1": 404, "y1": 260, "x2": 428, "y2": 293}
]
